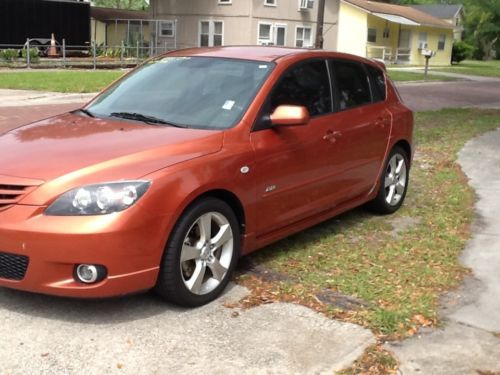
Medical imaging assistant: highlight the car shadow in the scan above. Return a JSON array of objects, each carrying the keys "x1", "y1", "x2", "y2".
[
  {"x1": 0, "y1": 288, "x2": 183, "y2": 324},
  {"x1": 246, "y1": 206, "x2": 374, "y2": 264},
  {"x1": 0, "y1": 281, "x2": 243, "y2": 324}
]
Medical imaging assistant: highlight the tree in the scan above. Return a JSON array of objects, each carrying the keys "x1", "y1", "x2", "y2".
[
  {"x1": 452, "y1": 41, "x2": 474, "y2": 63},
  {"x1": 91, "y1": 0, "x2": 149, "y2": 10},
  {"x1": 463, "y1": 0, "x2": 500, "y2": 60}
]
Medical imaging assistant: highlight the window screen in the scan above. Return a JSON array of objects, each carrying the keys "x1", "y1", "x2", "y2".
[
  {"x1": 333, "y1": 61, "x2": 371, "y2": 110},
  {"x1": 270, "y1": 60, "x2": 332, "y2": 116}
]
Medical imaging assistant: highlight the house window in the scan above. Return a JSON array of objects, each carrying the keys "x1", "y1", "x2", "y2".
[
  {"x1": 418, "y1": 32, "x2": 428, "y2": 49},
  {"x1": 298, "y1": 0, "x2": 314, "y2": 10},
  {"x1": 258, "y1": 23, "x2": 286, "y2": 46},
  {"x1": 438, "y1": 34, "x2": 446, "y2": 50},
  {"x1": 258, "y1": 23, "x2": 272, "y2": 45},
  {"x1": 265, "y1": 0, "x2": 277, "y2": 5},
  {"x1": 296, "y1": 26, "x2": 312, "y2": 47},
  {"x1": 383, "y1": 27, "x2": 390, "y2": 39},
  {"x1": 367, "y1": 28, "x2": 377, "y2": 43},
  {"x1": 200, "y1": 21, "x2": 224, "y2": 47},
  {"x1": 218, "y1": 0, "x2": 232, "y2": 4},
  {"x1": 160, "y1": 21, "x2": 174, "y2": 37}
]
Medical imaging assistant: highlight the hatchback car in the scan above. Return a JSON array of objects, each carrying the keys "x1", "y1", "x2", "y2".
[{"x1": 0, "y1": 47, "x2": 413, "y2": 306}]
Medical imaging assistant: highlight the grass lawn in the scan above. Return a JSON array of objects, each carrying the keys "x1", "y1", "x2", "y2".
[
  {"x1": 0, "y1": 70, "x2": 124, "y2": 93},
  {"x1": 231, "y1": 109, "x2": 500, "y2": 346},
  {"x1": 388, "y1": 70, "x2": 456, "y2": 82},
  {"x1": 0, "y1": 69, "x2": 454, "y2": 92},
  {"x1": 433, "y1": 59, "x2": 500, "y2": 78}
]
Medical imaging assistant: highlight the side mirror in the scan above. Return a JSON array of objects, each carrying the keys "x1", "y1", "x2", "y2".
[{"x1": 270, "y1": 105, "x2": 310, "y2": 127}]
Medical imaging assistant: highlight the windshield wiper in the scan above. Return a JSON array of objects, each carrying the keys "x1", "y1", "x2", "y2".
[
  {"x1": 109, "y1": 112, "x2": 185, "y2": 128},
  {"x1": 78, "y1": 108, "x2": 95, "y2": 118}
]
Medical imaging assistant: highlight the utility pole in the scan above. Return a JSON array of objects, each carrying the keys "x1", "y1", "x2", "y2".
[{"x1": 315, "y1": 0, "x2": 326, "y2": 49}]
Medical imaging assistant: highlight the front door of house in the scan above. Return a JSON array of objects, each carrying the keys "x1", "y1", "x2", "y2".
[
  {"x1": 398, "y1": 29, "x2": 411, "y2": 48},
  {"x1": 397, "y1": 29, "x2": 411, "y2": 62},
  {"x1": 274, "y1": 25, "x2": 286, "y2": 46}
]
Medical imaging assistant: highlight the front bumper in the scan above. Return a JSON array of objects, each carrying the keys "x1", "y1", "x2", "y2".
[{"x1": 0, "y1": 203, "x2": 171, "y2": 298}]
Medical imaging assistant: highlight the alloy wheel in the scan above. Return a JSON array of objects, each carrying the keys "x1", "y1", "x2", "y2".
[
  {"x1": 384, "y1": 153, "x2": 407, "y2": 206},
  {"x1": 180, "y1": 212, "x2": 234, "y2": 295}
]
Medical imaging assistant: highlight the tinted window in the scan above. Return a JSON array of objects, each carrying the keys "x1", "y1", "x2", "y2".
[
  {"x1": 270, "y1": 60, "x2": 332, "y2": 117},
  {"x1": 333, "y1": 61, "x2": 371, "y2": 110},
  {"x1": 366, "y1": 64, "x2": 386, "y2": 102}
]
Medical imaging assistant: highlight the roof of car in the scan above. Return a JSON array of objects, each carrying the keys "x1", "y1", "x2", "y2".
[{"x1": 165, "y1": 46, "x2": 378, "y2": 65}]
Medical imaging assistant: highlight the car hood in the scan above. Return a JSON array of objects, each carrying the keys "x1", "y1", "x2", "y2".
[{"x1": 0, "y1": 112, "x2": 224, "y2": 183}]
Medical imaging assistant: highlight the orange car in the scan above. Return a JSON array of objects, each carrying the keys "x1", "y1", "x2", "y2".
[{"x1": 0, "y1": 47, "x2": 413, "y2": 306}]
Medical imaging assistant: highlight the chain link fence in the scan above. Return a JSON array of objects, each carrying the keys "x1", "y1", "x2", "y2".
[{"x1": 0, "y1": 38, "x2": 178, "y2": 69}]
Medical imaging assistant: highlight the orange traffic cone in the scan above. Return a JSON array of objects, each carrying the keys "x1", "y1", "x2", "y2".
[{"x1": 48, "y1": 33, "x2": 58, "y2": 57}]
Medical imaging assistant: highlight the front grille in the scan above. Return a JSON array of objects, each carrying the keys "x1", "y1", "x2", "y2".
[
  {"x1": 0, "y1": 183, "x2": 34, "y2": 211},
  {"x1": 0, "y1": 252, "x2": 29, "y2": 281}
]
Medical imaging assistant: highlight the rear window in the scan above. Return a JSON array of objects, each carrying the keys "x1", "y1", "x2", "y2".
[
  {"x1": 332, "y1": 60, "x2": 371, "y2": 110},
  {"x1": 366, "y1": 64, "x2": 387, "y2": 102}
]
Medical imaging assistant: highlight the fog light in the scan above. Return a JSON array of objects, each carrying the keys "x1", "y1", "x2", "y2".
[{"x1": 75, "y1": 264, "x2": 107, "y2": 284}]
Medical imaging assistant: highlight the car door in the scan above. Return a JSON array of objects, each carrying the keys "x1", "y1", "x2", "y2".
[
  {"x1": 250, "y1": 59, "x2": 337, "y2": 237},
  {"x1": 322, "y1": 59, "x2": 392, "y2": 203}
]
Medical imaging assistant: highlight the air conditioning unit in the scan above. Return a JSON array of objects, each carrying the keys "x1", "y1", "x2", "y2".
[
  {"x1": 299, "y1": 0, "x2": 314, "y2": 10},
  {"x1": 418, "y1": 42, "x2": 428, "y2": 50}
]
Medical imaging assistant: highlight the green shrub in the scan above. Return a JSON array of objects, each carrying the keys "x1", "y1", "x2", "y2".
[
  {"x1": 21, "y1": 47, "x2": 40, "y2": 63},
  {"x1": 452, "y1": 41, "x2": 474, "y2": 64},
  {"x1": 0, "y1": 49, "x2": 19, "y2": 61}
]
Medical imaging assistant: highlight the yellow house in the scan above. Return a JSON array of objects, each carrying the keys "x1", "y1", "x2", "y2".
[
  {"x1": 411, "y1": 4, "x2": 465, "y2": 41},
  {"x1": 337, "y1": 0, "x2": 454, "y2": 66}
]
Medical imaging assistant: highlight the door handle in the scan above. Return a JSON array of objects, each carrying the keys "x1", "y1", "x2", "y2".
[{"x1": 323, "y1": 130, "x2": 342, "y2": 143}]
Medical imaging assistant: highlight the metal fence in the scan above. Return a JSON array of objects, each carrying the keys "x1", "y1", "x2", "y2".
[{"x1": 0, "y1": 38, "x2": 179, "y2": 69}]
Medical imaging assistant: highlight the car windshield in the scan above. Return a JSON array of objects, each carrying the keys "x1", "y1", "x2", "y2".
[{"x1": 86, "y1": 56, "x2": 274, "y2": 130}]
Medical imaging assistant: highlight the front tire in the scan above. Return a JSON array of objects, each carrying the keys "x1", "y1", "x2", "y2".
[
  {"x1": 369, "y1": 146, "x2": 409, "y2": 215},
  {"x1": 155, "y1": 197, "x2": 240, "y2": 307}
]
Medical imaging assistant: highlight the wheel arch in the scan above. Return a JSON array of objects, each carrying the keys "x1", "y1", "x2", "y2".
[
  {"x1": 191, "y1": 189, "x2": 246, "y2": 235},
  {"x1": 393, "y1": 139, "x2": 412, "y2": 166}
]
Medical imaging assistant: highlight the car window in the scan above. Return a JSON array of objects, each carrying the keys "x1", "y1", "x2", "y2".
[
  {"x1": 366, "y1": 64, "x2": 386, "y2": 102},
  {"x1": 270, "y1": 60, "x2": 332, "y2": 117},
  {"x1": 332, "y1": 60, "x2": 371, "y2": 110}
]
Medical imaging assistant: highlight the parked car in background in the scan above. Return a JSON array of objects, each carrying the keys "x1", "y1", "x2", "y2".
[{"x1": 0, "y1": 47, "x2": 413, "y2": 306}]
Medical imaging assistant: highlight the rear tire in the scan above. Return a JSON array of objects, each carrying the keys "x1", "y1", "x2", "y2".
[
  {"x1": 369, "y1": 146, "x2": 409, "y2": 215},
  {"x1": 154, "y1": 197, "x2": 240, "y2": 307}
]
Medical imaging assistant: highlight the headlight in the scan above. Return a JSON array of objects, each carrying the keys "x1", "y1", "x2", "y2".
[{"x1": 45, "y1": 180, "x2": 151, "y2": 216}]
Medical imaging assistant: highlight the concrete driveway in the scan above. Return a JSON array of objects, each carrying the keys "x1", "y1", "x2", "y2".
[{"x1": 0, "y1": 285, "x2": 374, "y2": 374}]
